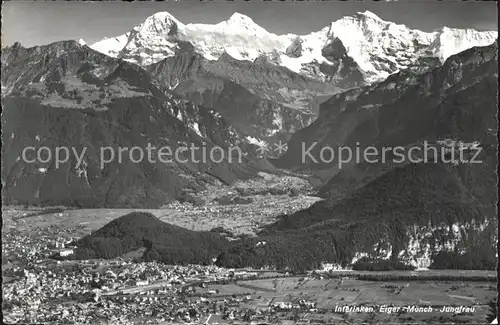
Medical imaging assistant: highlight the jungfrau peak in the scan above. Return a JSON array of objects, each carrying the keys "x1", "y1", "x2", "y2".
[
  {"x1": 323, "y1": 10, "x2": 497, "y2": 82},
  {"x1": 90, "y1": 10, "x2": 497, "y2": 84},
  {"x1": 357, "y1": 10, "x2": 383, "y2": 21}
]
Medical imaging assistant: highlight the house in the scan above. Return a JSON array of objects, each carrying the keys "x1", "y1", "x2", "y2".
[
  {"x1": 59, "y1": 249, "x2": 74, "y2": 257},
  {"x1": 204, "y1": 313, "x2": 224, "y2": 324}
]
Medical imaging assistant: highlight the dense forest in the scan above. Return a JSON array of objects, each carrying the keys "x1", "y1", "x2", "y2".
[
  {"x1": 74, "y1": 212, "x2": 228, "y2": 265},
  {"x1": 217, "y1": 162, "x2": 496, "y2": 271}
]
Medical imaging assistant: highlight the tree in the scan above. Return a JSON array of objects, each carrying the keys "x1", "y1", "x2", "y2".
[{"x1": 486, "y1": 299, "x2": 497, "y2": 323}]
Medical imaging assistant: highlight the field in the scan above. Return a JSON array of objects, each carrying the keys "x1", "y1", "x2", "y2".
[
  {"x1": 2, "y1": 172, "x2": 320, "y2": 238},
  {"x1": 2, "y1": 196, "x2": 320, "y2": 238},
  {"x1": 198, "y1": 276, "x2": 496, "y2": 324}
]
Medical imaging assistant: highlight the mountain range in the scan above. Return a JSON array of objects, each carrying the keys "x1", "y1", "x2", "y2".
[
  {"x1": 91, "y1": 11, "x2": 496, "y2": 85},
  {"x1": 88, "y1": 11, "x2": 496, "y2": 143},
  {"x1": 1, "y1": 10, "x2": 498, "y2": 270}
]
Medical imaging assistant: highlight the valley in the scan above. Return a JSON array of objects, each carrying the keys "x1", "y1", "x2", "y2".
[
  {"x1": 2, "y1": 196, "x2": 497, "y2": 324},
  {"x1": 2, "y1": 3, "x2": 498, "y2": 324}
]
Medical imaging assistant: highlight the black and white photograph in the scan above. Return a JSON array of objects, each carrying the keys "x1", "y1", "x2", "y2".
[{"x1": 1, "y1": 0, "x2": 498, "y2": 324}]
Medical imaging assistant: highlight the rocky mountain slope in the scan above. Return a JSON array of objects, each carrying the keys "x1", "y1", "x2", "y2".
[
  {"x1": 145, "y1": 45, "x2": 324, "y2": 143},
  {"x1": 275, "y1": 42, "x2": 498, "y2": 172},
  {"x1": 1, "y1": 41, "x2": 263, "y2": 208},
  {"x1": 249, "y1": 43, "x2": 498, "y2": 270}
]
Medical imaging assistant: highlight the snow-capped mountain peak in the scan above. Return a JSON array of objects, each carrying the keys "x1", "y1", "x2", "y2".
[
  {"x1": 355, "y1": 10, "x2": 384, "y2": 21},
  {"x1": 135, "y1": 11, "x2": 183, "y2": 35},
  {"x1": 214, "y1": 12, "x2": 270, "y2": 34},
  {"x1": 145, "y1": 11, "x2": 180, "y2": 23},
  {"x1": 332, "y1": 10, "x2": 390, "y2": 34},
  {"x1": 227, "y1": 12, "x2": 256, "y2": 24}
]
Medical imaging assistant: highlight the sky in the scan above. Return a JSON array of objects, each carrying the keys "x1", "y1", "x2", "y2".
[{"x1": 2, "y1": 0, "x2": 498, "y2": 48}]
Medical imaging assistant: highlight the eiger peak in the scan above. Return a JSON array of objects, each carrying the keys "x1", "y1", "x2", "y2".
[{"x1": 136, "y1": 11, "x2": 182, "y2": 34}]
